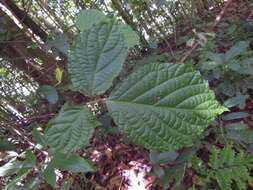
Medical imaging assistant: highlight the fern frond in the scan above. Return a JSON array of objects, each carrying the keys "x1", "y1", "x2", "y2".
[{"x1": 202, "y1": 144, "x2": 253, "y2": 190}]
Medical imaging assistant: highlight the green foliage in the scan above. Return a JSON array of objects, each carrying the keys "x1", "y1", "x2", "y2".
[
  {"x1": 76, "y1": 9, "x2": 108, "y2": 31},
  {"x1": 107, "y1": 63, "x2": 226, "y2": 151},
  {"x1": 50, "y1": 152, "x2": 95, "y2": 172},
  {"x1": 199, "y1": 41, "x2": 253, "y2": 83},
  {"x1": 37, "y1": 85, "x2": 59, "y2": 104},
  {"x1": 32, "y1": 127, "x2": 47, "y2": 146},
  {"x1": 118, "y1": 23, "x2": 139, "y2": 48},
  {"x1": 0, "y1": 139, "x2": 15, "y2": 151},
  {"x1": 225, "y1": 41, "x2": 249, "y2": 61},
  {"x1": 55, "y1": 67, "x2": 63, "y2": 86},
  {"x1": 45, "y1": 103, "x2": 99, "y2": 153},
  {"x1": 150, "y1": 151, "x2": 179, "y2": 164},
  {"x1": 0, "y1": 67, "x2": 7, "y2": 77},
  {"x1": 196, "y1": 144, "x2": 253, "y2": 190},
  {"x1": 158, "y1": 164, "x2": 186, "y2": 188},
  {"x1": 0, "y1": 151, "x2": 35, "y2": 177},
  {"x1": 43, "y1": 162, "x2": 56, "y2": 187},
  {"x1": 0, "y1": 151, "x2": 36, "y2": 190},
  {"x1": 151, "y1": 148, "x2": 195, "y2": 189},
  {"x1": 43, "y1": 152, "x2": 95, "y2": 187},
  {"x1": 222, "y1": 112, "x2": 250, "y2": 121},
  {"x1": 0, "y1": 7, "x2": 231, "y2": 189},
  {"x1": 46, "y1": 34, "x2": 69, "y2": 56},
  {"x1": 224, "y1": 123, "x2": 253, "y2": 149},
  {"x1": 223, "y1": 95, "x2": 249, "y2": 109},
  {"x1": 70, "y1": 10, "x2": 139, "y2": 96},
  {"x1": 69, "y1": 18, "x2": 128, "y2": 96}
]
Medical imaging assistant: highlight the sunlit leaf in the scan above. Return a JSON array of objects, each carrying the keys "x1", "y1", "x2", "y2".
[
  {"x1": 76, "y1": 9, "x2": 107, "y2": 31},
  {"x1": 55, "y1": 67, "x2": 63, "y2": 86},
  {"x1": 69, "y1": 19, "x2": 128, "y2": 96},
  {"x1": 45, "y1": 103, "x2": 99, "y2": 153},
  {"x1": 107, "y1": 63, "x2": 227, "y2": 151}
]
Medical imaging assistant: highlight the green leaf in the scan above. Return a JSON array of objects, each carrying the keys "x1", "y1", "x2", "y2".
[
  {"x1": 207, "y1": 52, "x2": 225, "y2": 64},
  {"x1": 32, "y1": 127, "x2": 46, "y2": 146},
  {"x1": 52, "y1": 153, "x2": 95, "y2": 172},
  {"x1": 37, "y1": 85, "x2": 58, "y2": 104},
  {"x1": 223, "y1": 95, "x2": 249, "y2": 108},
  {"x1": 0, "y1": 151, "x2": 35, "y2": 177},
  {"x1": 107, "y1": 63, "x2": 227, "y2": 151},
  {"x1": 47, "y1": 34, "x2": 69, "y2": 55},
  {"x1": 204, "y1": 144, "x2": 253, "y2": 190},
  {"x1": 152, "y1": 165, "x2": 165, "y2": 178},
  {"x1": 225, "y1": 123, "x2": 253, "y2": 145},
  {"x1": 228, "y1": 58, "x2": 253, "y2": 75},
  {"x1": 4, "y1": 170, "x2": 32, "y2": 190},
  {"x1": 43, "y1": 153, "x2": 94, "y2": 187},
  {"x1": 0, "y1": 160, "x2": 24, "y2": 177},
  {"x1": 43, "y1": 162, "x2": 56, "y2": 187},
  {"x1": 45, "y1": 103, "x2": 98, "y2": 153},
  {"x1": 150, "y1": 151, "x2": 178, "y2": 164},
  {"x1": 0, "y1": 139, "x2": 15, "y2": 151},
  {"x1": 55, "y1": 67, "x2": 63, "y2": 86},
  {"x1": 225, "y1": 41, "x2": 249, "y2": 61},
  {"x1": 118, "y1": 23, "x2": 139, "y2": 48},
  {"x1": 69, "y1": 19, "x2": 128, "y2": 96},
  {"x1": 216, "y1": 81, "x2": 235, "y2": 97},
  {"x1": 223, "y1": 112, "x2": 250, "y2": 121},
  {"x1": 200, "y1": 61, "x2": 221, "y2": 71},
  {"x1": 76, "y1": 9, "x2": 107, "y2": 31},
  {"x1": 160, "y1": 164, "x2": 186, "y2": 188},
  {"x1": 0, "y1": 67, "x2": 8, "y2": 77},
  {"x1": 175, "y1": 148, "x2": 196, "y2": 164}
]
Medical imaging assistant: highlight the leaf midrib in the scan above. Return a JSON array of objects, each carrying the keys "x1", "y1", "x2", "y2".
[
  {"x1": 107, "y1": 99, "x2": 213, "y2": 112},
  {"x1": 91, "y1": 20, "x2": 115, "y2": 95}
]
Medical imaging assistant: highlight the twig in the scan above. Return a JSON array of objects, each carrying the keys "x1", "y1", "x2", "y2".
[{"x1": 179, "y1": 0, "x2": 233, "y2": 63}]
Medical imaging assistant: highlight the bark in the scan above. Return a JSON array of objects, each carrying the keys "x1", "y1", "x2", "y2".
[
  {"x1": 2, "y1": 0, "x2": 48, "y2": 41},
  {"x1": 0, "y1": 8, "x2": 58, "y2": 85}
]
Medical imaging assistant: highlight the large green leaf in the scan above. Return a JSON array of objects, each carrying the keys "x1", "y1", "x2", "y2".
[
  {"x1": 45, "y1": 103, "x2": 98, "y2": 153},
  {"x1": 107, "y1": 63, "x2": 226, "y2": 151},
  {"x1": 76, "y1": 9, "x2": 107, "y2": 31},
  {"x1": 69, "y1": 19, "x2": 128, "y2": 96}
]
